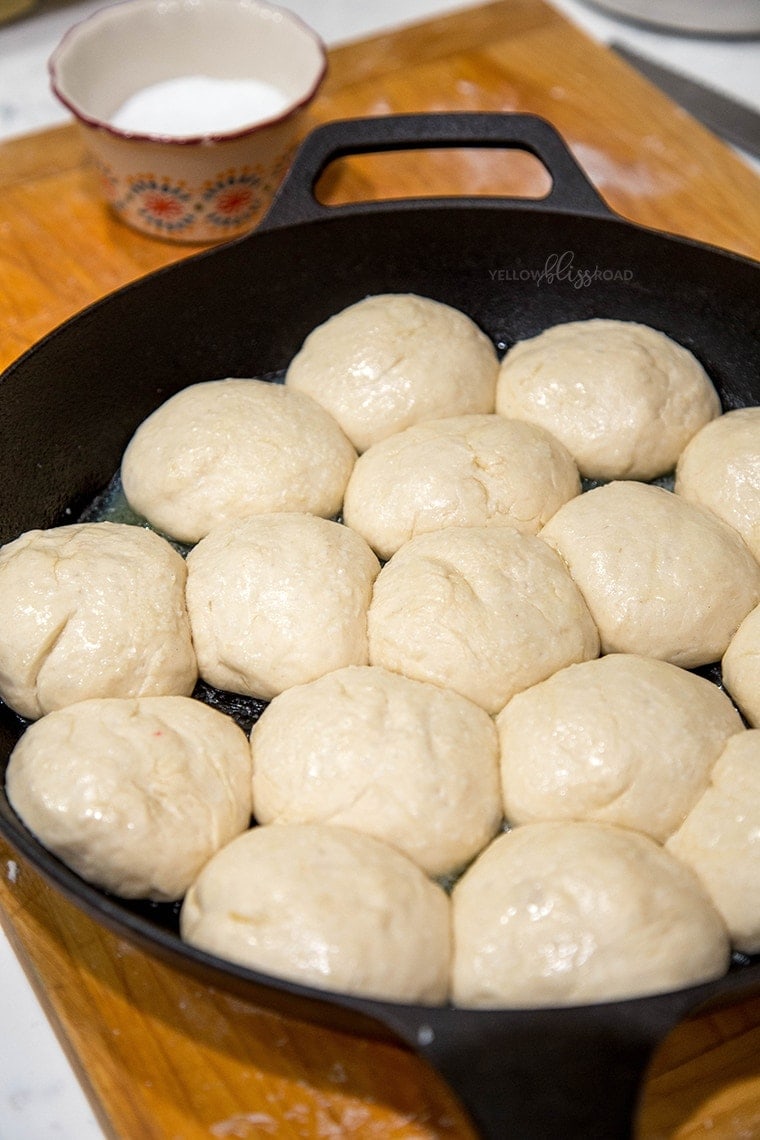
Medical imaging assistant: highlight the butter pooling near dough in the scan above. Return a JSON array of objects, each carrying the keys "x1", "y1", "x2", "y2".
[
  {"x1": 667, "y1": 730, "x2": 760, "y2": 955},
  {"x1": 186, "y1": 512, "x2": 380, "y2": 701},
  {"x1": 121, "y1": 378, "x2": 357, "y2": 545},
  {"x1": 250, "y1": 664, "x2": 502, "y2": 877},
  {"x1": 496, "y1": 318, "x2": 720, "y2": 481},
  {"x1": 368, "y1": 524, "x2": 600, "y2": 715},
  {"x1": 451, "y1": 821, "x2": 730, "y2": 1008},
  {"x1": 6, "y1": 696, "x2": 252, "y2": 901},
  {"x1": 540, "y1": 480, "x2": 760, "y2": 669},
  {"x1": 180, "y1": 822, "x2": 451, "y2": 1004},
  {"x1": 0, "y1": 522, "x2": 197, "y2": 721},
  {"x1": 497, "y1": 653, "x2": 745, "y2": 842},
  {"x1": 343, "y1": 413, "x2": 581, "y2": 561},
  {"x1": 285, "y1": 293, "x2": 499, "y2": 453}
]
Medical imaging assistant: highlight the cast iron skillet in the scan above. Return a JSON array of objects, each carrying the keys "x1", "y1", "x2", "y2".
[{"x1": 1, "y1": 113, "x2": 759, "y2": 1139}]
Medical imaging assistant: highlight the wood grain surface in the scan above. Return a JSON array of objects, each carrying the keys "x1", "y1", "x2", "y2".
[{"x1": 1, "y1": 1, "x2": 760, "y2": 1137}]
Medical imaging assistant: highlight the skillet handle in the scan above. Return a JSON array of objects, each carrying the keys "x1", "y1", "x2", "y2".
[
  {"x1": 260, "y1": 112, "x2": 613, "y2": 229},
  {"x1": 374, "y1": 984, "x2": 708, "y2": 1140}
]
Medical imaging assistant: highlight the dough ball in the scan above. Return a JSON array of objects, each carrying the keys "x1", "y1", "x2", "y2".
[
  {"x1": 343, "y1": 414, "x2": 580, "y2": 561},
  {"x1": 186, "y1": 513, "x2": 380, "y2": 701},
  {"x1": 368, "y1": 526, "x2": 599, "y2": 715},
  {"x1": 451, "y1": 821, "x2": 729, "y2": 1008},
  {"x1": 540, "y1": 481, "x2": 760, "y2": 668},
  {"x1": 6, "y1": 696, "x2": 252, "y2": 901},
  {"x1": 180, "y1": 822, "x2": 451, "y2": 1003},
  {"x1": 495, "y1": 318, "x2": 720, "y2": 481},
  {"x1": 251, "y1": 664, "x2": 502, "y2": 877},
  {"x1": 121, "y1": 378, "x2": 356, "y2": 544},
  {"x1": 0, "y1": 522, "x2": 197, "y2": 721},
  {"x1": 721, "y1": 602, "x2": 760, "y2": 726},
  {"x1": 667, "y1": 731, "x2": 760, "y2": 953},
  {"x1": 285, "y1": 293, "x2": 498, "y2": 452},
  {"x1": 497, "y1": 653, "x2": 744, "y2": 842},
  {"x1": 675, "y1": 407, "x2": 760, "y2": 562}
]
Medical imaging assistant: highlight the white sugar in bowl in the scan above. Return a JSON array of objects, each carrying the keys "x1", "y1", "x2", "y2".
[{"x1": 49, "y1": 0, "x2": 327, "y2": 243}]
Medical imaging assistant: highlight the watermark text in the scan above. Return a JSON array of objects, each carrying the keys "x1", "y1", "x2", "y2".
[{"x1": 489, "y1": 251, "x2": 633, "y2": 288}]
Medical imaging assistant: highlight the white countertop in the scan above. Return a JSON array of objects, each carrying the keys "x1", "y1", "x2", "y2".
[{"x1": 1, "y1": 2, "x2": 759, "y2": 1137}]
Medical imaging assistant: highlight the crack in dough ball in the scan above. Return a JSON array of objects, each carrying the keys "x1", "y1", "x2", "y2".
[
  {"x1": 6, "y1": 696, "x2": 252, "y2": 901},
  {"x1": 497, "y1": 653, "x2": 744, "y2": 842},
  {"x1": 250, "y1": 664, "x2": 502, "y2": 877},
  {"x1": 180, "y1": 823, "x2": 451, "y2": 1003},
  {"x1": 285, "y1": 293, "x2": 499, "y2": 452},
  {"x1": 675, "y1": 406, "x2": 760, "y2": 562},
  {"x1": 540, "y1": 480, "x2": 760, "y2": 669},
  {"x1": 121, "y1": 378, "x2": 357, "y2": 545},
  {"x1": 186, "y1": 513, "x2": 380, "y2": 701},
  {"x1": 343, "y1": 413, "x2": 580, "y2": 561},
  {"x1": 495, "y1": 319, "x2": 720, "y2": 481},
  {"x1": 667, "y1": 730, "x2": 760, "y2": 954},
  {"x1": 0, "y1": 522, "x2": 197, "y2": 721},
  {"x1": 451, "y1": 821, "x2": 729, "y2": 1008},
  {"x1": 367, "y1": 525, "x2": 600, "y2": 715},
  {"x1": 721, "y1": 601, "x2": 760, "y2": 726}
]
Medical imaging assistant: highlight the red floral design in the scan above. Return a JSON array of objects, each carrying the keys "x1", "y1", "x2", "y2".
[
  {"x1": 124, "y1": 175, "x2": 196, "y2": 234},
  {"x1": 214, "y1": 184, "x2": 256, "y2": 216},
  {"x1": 202, "y1": 167, "x2": 264, "y2": 229},
  {"x1": 142, "y1": 191, "x2": 188, "y2": 220}
]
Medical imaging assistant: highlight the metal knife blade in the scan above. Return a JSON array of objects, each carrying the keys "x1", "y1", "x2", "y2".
[{"x1": 612, "y1": 42, "x2": 760, "y2": 161}]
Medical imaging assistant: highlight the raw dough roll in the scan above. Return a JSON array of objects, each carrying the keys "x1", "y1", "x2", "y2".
[
  {"x1": 540, "y1": 480, "x2": 760, "y2": 668},
  {"x1": 497, "y1": 653, "x2": 744, "y2": 841},
  {"x1": 451, "y1": 821, "x2": 729, "y2": 1008},
  {"x1": 495, "y1": 318, "x2": 720, "y2": 481},
  {"x1": 0, "y1": 521, "x2": 197, "y2": 720},
  {"x1": 721, "y1": 601, "x2": 760, "y2": 726},
  {"x1": 250, "y1": 664, "x2": 502, "y2": 877},
  {"x1": 6, "y1": 696, "x2": 252, "y2": 901},
  {"x1": 180, "y1": 822, "x2": 451, "y2": 1004},
  {"x1": 186, "y1": 513, "x2": 380, "y2": 700},
  {"x1": 121, "y1": 378, "x2": 357, "y2": 544},
  {"x1": 668, "y1": 730, "x2": 760, "y2": 953},
  {"x1": 367, "y1": 525, "x2": 600, "y2": 715},
  {"x1": 285, "y1": 293, "x2": 499, "y2": 452},
  {"x1": 675, "y1": 406, "x2": 760, "y2": 562},
  {"x1": 343, "y1": 413, "x2": 580, "y2": 561}
]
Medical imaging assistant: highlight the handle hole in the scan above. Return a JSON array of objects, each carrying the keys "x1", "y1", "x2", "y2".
[{"x1": 314, "y1": 146, "x2": 553, "y2": 206}]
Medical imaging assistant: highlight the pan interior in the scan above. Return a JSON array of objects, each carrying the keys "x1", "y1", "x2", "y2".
[{"x1": 0, "y1": 201, "x2": 759, "y2": 1013}]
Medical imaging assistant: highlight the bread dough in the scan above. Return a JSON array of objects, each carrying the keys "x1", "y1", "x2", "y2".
[
  {"x1": 540, "y1": 481, "x2": 760, "y2": 668},
  {"x1": 0, "y1": 522, "x2": 197, "y2": 721},
  {"x1": 250, "y1": 664, "x2": 502, "y2": 877},
  {"x1": 186, "y1": 513, "x2": 380, "y2": 700},
  {"x1": 675, "y1": 407, "x2": 760, "y2": 562},
  {"x1": 667, "y1": 730, "x2": 760, "y2": 953},
  {"x1": 495, "y1": 318, "x2": 720, "y2": 481},
  {"x1": 285, "y1": 293, "x2": 498, "y2": 452},
  {"x1": 497, "y1": 653, "x2": 744, "y2": 842},
  {"x1": 451, "y1": 821, "x2": 729, "y2": 1007},
  {"x1": 180, "y1": 822, "x2": 451, "y2": 1003},
  {"x1": 6, "y1": 696, "x2": 252, "y2": 901},
  {"x1": 367, "y1": 525, "x2": 600, "y2": 715},
  {"x1": 342, "y1": 413, "x2": 580, "y2": 560},
  {"x1": 121, "y1": 378, "x2": 357, "y2": 544},
  {"x1": 721, "y1": 601, "x2": 760, "y2": 726}
]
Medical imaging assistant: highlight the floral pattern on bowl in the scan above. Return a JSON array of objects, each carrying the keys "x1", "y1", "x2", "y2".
[{"x1": 50, "y1": 0, "x2": 326, "y2": 244}]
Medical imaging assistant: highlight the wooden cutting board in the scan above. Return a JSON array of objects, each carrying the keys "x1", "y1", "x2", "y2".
[{"x1": 2, "y1": 1, "x2": 760, "y2": 1136}]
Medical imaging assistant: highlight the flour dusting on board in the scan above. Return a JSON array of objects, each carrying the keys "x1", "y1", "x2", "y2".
[{"x1": 210, "y1": 1112, "x2": 278, "y2": 1137}]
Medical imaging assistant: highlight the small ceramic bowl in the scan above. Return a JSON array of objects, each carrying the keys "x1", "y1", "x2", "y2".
[{"x1": 49, "y1": 0, "x2": 327, "y2": 243}]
